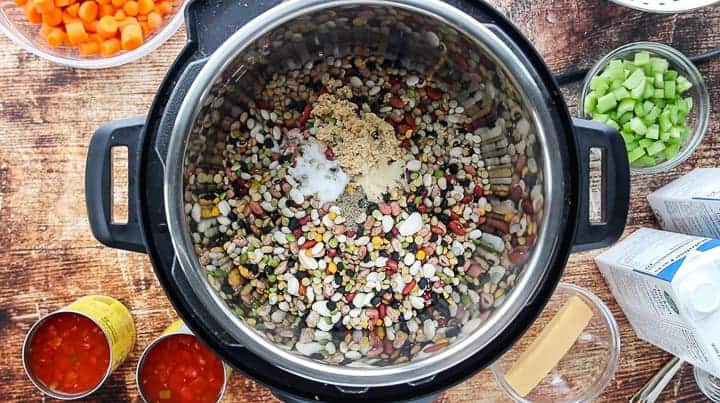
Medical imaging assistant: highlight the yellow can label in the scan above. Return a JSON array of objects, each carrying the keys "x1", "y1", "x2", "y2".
[
  {"x1": 161, "y1": 319, "x2": 190, "y2": 335},
  {"x1": 66, "y1": 295, "x2": 136, "y2": 371}
]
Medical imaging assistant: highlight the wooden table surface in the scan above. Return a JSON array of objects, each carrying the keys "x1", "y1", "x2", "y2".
[{"x1": 1, "y1": 1, "x2": 719, "y2": 401}]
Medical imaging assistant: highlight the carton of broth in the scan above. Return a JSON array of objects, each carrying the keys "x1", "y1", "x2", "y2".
[
  {"x1": 595, "y1": 228, "x2": 720, "y2": 378},
  {"x1": 648, "y1": 168, "x2": 720, "y2": 238}
]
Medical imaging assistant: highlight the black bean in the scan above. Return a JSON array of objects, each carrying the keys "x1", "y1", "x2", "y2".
[
  {"x1": 448, "y1": 163, "x2": 459, "y2": 175},
  {"x1": 445, "y1": 327, "x2": 460, "y2": 338},
  {"x1": 327, "y1": 300, "x2": 337, "y2": 311},
  {"x1": 430, "y1": 233, "x2": 439, "y2": 242},
  {"x1": 371, "y1": 295, "x2": 382, "y2": 306}
]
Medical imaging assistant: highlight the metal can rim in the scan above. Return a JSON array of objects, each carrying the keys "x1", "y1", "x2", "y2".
[
  {"x1": 135, "y1": 331, "x2": 230, "y2": 403},
  {"x1": 22, "y1": 310, "x2": 116, "y2": 401}
]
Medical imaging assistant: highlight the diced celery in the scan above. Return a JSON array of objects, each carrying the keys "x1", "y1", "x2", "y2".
[
  {"x1": 651, "y1": 57, "x2": 669, "y2": 74},
  {"x1": 663, "y1": 70, "x2": 679, "y2": 81},
  {"x1": 617, "y1": 99, "x2": 636, "y2": 115},
  {"x1": 628, "y1": 147, "x2": 646, "y2": 162},
  {"x1": 643, "y1": 106, "x2": 659, "y2": 125},
  {"x1": 637, "y1": 155, "x2": 657, "y2": 166},
  {"x1": 619, "y1": 111, "x2": 634, "y2": 124},
  {"x1": 655, "y1": 99, "x2": 666, "y2": 109},
  {"x1": 639, "y1": 138, "x2": 654, "y2": 148},
  {"x1": 591, "y1": 76, "x2": 609, "y2": 95},
  {"x1": 671, "y1": 126, "x2": 686, "y2": 139},
  {"x1": 676, "y1": 76, "x2": 692, "y2": 93},
  {"x1": 606, "y1": 119, "x2": 620, "y2": 130},
  {"x1": 646, "y1": 124, "x2": 660, "y2": 140},
  {"x1": 630, "y1": 117, "x2": 648, "y2": 135},
  {"x1": 660, "y1": 109, "x2": 672, "y2": 131},
  {"x1": 668, "y1": 105, "x2": 678, "y2": 125},
  {"x1": 676, "y1": 98, "x2": 689, "y2": 116},
  {"x1": 623, "y1": 68, "x2": 646, "y2": 90},
  {"x1": 660, "y1": 129, "x2": 671, "y2": 142},
  {"x1": 647, "y1": 141, "x2": 666, "y2": 156},
  {"x1": 634, "y1": 51, "x2": 651, "y2": 66},
  {"x1": 605, "y1": 60, "x2": 626, "y2": 81},
  {"x1": 610, "y1": 80, "x2": 623, "y2": 90},
  {"x1": 612, "y1": 86, "x2": 631, "y2": 100},
  {"x1": 653, "y1": 89, "x2": 665, "y2": 99},
  {"x1": 597, "y1": 93, "x2": 617, "y2": 113},
  {"x1": 621, "y1": 131, "x2": 635, "y2": 145},
  {"x1": 584, "y1": 92, "x2": 598, "y2": 116},
  {"x1": 631, "y1": 79, "x2": 646, "y2": 99},
  {"x1": 664, "y1": 80, "x2": 676, "y2": 99},
  {"x1": 685, "y1": 96, "x2": 693, "y2": 110},
  {"x1": 643, "y1": 100, "x2": 655, "y2": 113},
  {"x1": 634, "y1": 102, "x2": 646, "y2": 117},
  {"x1": 654, "y1": 73, "x2": 665, "y2": 88},
  {"x1": 665, "y1": 144, "x2": 680, "y2": 160},
  {"x1": 642, "y1": 82, "x2": 655, "y2": 99},
  {"x1": 591, "y1": 113, "x2": 609, "y2": 123}
]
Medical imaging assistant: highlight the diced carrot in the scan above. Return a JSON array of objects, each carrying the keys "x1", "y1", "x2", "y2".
[
  {"x1": 54, "y1": 0, "x2": 75, "y2": 6},
  {"x1": 136, "y1": 0, "x2": 151, "y2": 14},
  {"x1": 33, "y1": 0, "x2": 55, "y2": 13},
  {"x1": 78, "y1": 1, "x2": 97, "y2": 22},
  {"x1": 62, "y1": 11, "x2": 78, "y2": 24},
  {"x1": 139, "y1": 20, "x2": 149, "y2": 36},
  {"x1": 146, "y1": 10, "x2": 161, "y2": 30},
  {"x1": 39, "y1": 22, "x2": 53, "y2": 37},
  {"x1": 25, "y1": 2, "x2": 43, "y2": 23},
  {"x1": 88, "y1": 33, "x2": 103, "y2": 44},
  {"x1": 95, "y1": 0, "x2": 110, "y2": 4},
  {"x1": 41, "y1": 6, "x2": 63, "y2": 26},
  {"x1": 117, "y1": 16, "x2": 137, "y2": 29},
  {"x1": 124, "y1": 0, "x2": 138, "y2": 16},
  {"x1": 100, "y1": 37, "x2": 121, "y2": 56},
  {"x1": 83, "y1": 19, "x2": 97, "y2": 32},
  {"x1": 114, "y1": 9, "x2": 125, "y2": 19},
  {"x1": 111, "y1": 0, "x2": 125, "y2": 7},
  {"x1": 97, "y1": 14, "x2": 117, "y2": 38},
  {"x1": 47, "y1": 27, "x2": 66, "y2": 47},
  {"x1": 120, "y1": 23, "x2": 142, "y2": 50},
  {"x1": 65, "y1": 20, "x2": 88, "y2": 44},
  {"x1": 79, "y1": 40, "x2": 99, "y2": 54},
  {"x1": 65, "y1": 2, "x2": 79, "y2": 16},
  {"x1": 14, "y1": 0, "x2": 28, "y2": 6},
  {"x1": 99, "y1": 3, "x2": 113, "y2": 16},
  {"x1": 155, "y1": 1, "x2": 171, "y2": 14}
]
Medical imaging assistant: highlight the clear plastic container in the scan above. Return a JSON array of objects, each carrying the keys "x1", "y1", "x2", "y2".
[
  {"x1": 0, "y1": 0, "x2": 187, "y2": 69},
  {"x1": 492, "y1": 283, "x2": 620, "y2": 402},
  {"x1": 579, "y1": 42, "x2": 710, "y2": 175},
  {"x1": 695, "y1": 367, "x2": 720, "y2": 402}
]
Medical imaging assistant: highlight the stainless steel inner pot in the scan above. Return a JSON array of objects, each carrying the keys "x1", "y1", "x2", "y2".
[{"x1": 164, "y1": 0, "x2": 563, "y2": 387}]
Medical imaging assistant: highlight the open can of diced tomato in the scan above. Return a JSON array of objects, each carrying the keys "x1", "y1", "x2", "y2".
[
  {"x1": 136, "y1": 320, "x2": 231, "y2": 403},
  {"x1": 22, "y1": 295, "x2": 136, "y2": 400}
]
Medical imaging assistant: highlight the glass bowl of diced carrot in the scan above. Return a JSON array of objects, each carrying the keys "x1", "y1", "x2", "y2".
[{"x1": 0, "y1": 0, "x2": 186, "y2": 68}]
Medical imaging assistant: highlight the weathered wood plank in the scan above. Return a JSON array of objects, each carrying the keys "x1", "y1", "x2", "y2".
[{"x1": 2, "y1": 1, "x2": 720, "y2": 401}]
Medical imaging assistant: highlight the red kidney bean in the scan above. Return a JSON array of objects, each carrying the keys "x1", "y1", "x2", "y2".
[{"x1": 448, "y1": 221, "x2": 465, "y2": 236}]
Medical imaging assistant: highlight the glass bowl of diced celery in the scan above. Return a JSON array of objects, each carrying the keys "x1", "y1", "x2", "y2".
[{"x1": 580, "y1": 42, "x2": 710, "y2": 174}]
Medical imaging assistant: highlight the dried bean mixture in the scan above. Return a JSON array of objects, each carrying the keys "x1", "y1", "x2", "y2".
[{"x1": 184, "y1": 55, "x2": 544, "y2": 366}]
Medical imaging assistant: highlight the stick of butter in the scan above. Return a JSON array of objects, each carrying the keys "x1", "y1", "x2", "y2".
[{"x1": 504, "y1": 295, "x2": 594, "y2": 397}]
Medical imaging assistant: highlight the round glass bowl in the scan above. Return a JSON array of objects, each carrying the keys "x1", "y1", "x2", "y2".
[
  {"x1": 0, "y1": 0, "x2": 187, "y2": 69},
  {"x1": 695, "y1": 367, "x2": 720, "y2": 402},
  {"x1": 579, "y1": 42, "x2": 710, "y2": 175},
  {"x1": 492, "y1": 283, "x2": 620, "y2": 403}
]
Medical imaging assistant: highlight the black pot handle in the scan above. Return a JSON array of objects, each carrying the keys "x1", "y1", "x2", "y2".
[
  {"x1": 85, "y1": 116, "x2": 147, "y2": 253},
  {"x1": 571, "y1": 118, "x2": 630, "y2": 252}
]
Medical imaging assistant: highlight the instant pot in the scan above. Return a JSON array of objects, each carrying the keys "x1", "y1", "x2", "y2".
[{"x1": 85, "y1": 0, "x2": 630, "y2": 401}]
